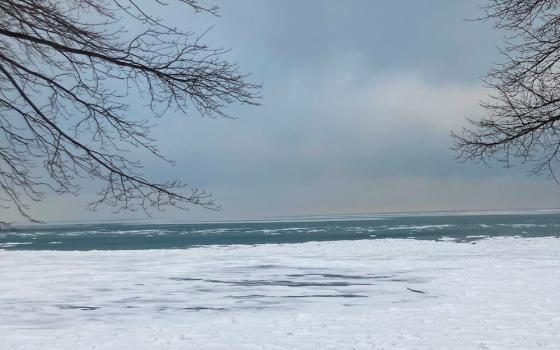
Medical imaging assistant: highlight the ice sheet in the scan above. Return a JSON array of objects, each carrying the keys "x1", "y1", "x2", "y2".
[{"x1": 1, "y1": 237, "x2": 559, "y2": 349}]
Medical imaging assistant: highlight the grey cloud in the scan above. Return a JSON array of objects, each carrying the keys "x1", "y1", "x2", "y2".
[{"x1": 9, "y1": 0, "x2": 560, "y2": 222}]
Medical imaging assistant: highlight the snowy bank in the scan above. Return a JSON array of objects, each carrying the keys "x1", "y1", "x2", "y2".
[{"x1": 0, "y1": 237, "x2": 559, "y2": 349}]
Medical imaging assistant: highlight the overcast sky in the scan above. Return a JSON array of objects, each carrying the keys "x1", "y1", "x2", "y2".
[{"x1": 13, "y1": 0, "x2": 560, "y2": 222}]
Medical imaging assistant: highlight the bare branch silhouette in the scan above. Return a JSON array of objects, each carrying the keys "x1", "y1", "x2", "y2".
[
  {"x1": 0, "y1": 0, "x2": 260, "y2": 222},
  {"x1": 453, "y1": 0, "x2": 560, "y2": 181}
]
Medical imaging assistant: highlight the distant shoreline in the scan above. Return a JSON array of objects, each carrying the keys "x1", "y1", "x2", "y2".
[{"x1": 11, "y1": 208, "x2": 560, "y2": 227}]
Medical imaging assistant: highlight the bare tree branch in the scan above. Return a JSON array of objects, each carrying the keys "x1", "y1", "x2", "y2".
[
  {"x1": 453, "y1": 0, "x2": 560, "y2": 181},
  {"x1": 0, "y1": 0, "x2": 261, "y2": 222}
]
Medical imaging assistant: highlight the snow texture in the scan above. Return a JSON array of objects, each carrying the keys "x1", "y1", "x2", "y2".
[{"x1": 1, "y1": 237, "x2": 559, "y2": 349}]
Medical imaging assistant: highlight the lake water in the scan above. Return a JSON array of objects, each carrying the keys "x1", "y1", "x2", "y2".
[
  {"x1": 1, "y1": 212, "x2": 560, "y2": 349},
  {"x1": 2, "y1": 212, "x2": 560, "y2": 250}
]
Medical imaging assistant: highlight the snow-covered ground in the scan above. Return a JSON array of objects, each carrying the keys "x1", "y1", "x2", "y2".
[{"x1": 1, "y1": 237, "x2": 559, "y2": 349}]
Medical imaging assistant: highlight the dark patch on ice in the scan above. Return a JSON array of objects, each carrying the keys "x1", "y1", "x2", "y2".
[
  {"x1": 229, "y1": 294, "x2": 269, "y2": 299},
  {"x1": 284, "y1": 294, "x2": 367, "y2": 298},
  {"x1": 180, "y1": 307, "x2": 228, "y2": 312},
  {"x1": 169, "y1": 273, "x2": 399, "y2": 288},
  {"x1": 157, "y1": 306, "x2": 227, "y2": 312},
  {"x1": 169, "y1": 277, "x2": 203, "y2": 282},
  {"x1": 406, "y1": 287, "x2": 426, "y2": 294},
  {"x1": 254, "y1": 264, "x2": 280, "y2": 269},
  {"x1": 202, "y1": 279, "x2": 370, "y2": 287},
  {"x1": 56, "y1": 304, "x2": 100, "y2": 311},
  {"x1": 286, "y1": 273, "x2": 392, "y2": 280},
  {"x1": 230, "y1": 293, "x2": 367, "y2": 299},
  {"x1": 389, "y1": 277, "x2": 422, "y2": 282}
]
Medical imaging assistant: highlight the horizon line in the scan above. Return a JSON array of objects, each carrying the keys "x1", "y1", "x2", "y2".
[{"x1": 11, "y1": 207, "x2": 560, "y2": 226}]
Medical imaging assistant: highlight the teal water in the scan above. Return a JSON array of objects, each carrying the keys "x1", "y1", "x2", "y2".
[{"x1": 1, "y1": 212, "x2": 560, "y2": 250}]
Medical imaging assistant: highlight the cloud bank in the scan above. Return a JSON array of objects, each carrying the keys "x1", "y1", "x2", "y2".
[{"x1": 6, "y1": 0, "x2": 560, "y2": 221}]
